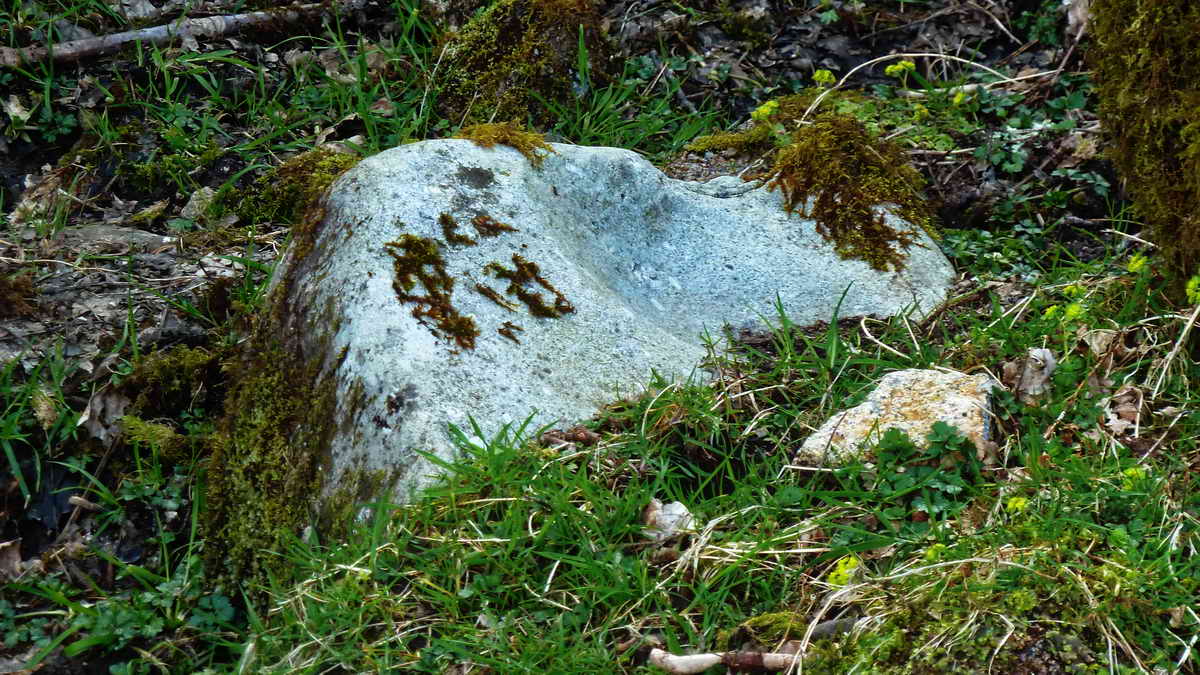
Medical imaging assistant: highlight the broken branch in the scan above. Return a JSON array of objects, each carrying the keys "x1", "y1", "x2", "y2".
[{"x1": 1, "y1": 0, "x2": 365, "y2": 68}]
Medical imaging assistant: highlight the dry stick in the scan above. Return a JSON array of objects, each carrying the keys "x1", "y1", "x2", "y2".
[
  {"x1": 1150, "y1": 301, "x2": 1200, "y2": 399},
  {"x1": 648, "y1": 648, "x2": 805, "y2": 674},
  {"x1": 0, "y1": 0, "x2": 366, "y2": 68}
]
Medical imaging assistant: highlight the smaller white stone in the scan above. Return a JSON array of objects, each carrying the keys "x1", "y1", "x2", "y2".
[{"x1": 796, "y1": 369, "x2": 997, "y2": 466}]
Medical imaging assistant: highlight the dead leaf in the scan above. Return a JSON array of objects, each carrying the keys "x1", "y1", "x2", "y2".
[
  {"x1": 643, "y1": 498, "x2": 694, "y2": 541},
  {"x1": 0, "y1": 540, "x2": 21, "y2": 581},
  {"x1": 132, "y1": 199, "x2": 168, "y2": 224},
  {"x1": 1066, "y1": 0, "x2": 1090, "y2": 39},
  {"x1": 78, "y1": 385, "x2": 132, "y2": 448},
  {"x1": 180, "y1": 187, "x2": 216, "y2": 222},
  {"x1": 1079, "y1": 328, "x2": 1117, "y2": 357},
  {"x1": 1003, "y1": 348, "x2": 1057, "y2": 403},
  {"x1": 30, "y1": 386, "x2": 57, "y2": 430}
]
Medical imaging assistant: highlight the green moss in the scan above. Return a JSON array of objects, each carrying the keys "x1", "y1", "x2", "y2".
[
  {"x1": 766, "y1": 114, "x2": 935, "y2": 272},
  {"x1": 729, "y1": 611, "x2": 807, "y2": 647},
  {"x1": 126, "y1": 138, "x2": 225, "y2": 194},
  {"x1": 435, "y1": 0, "x2": 611, "y2": 127},
  {"x1": 713, "y1": 0, "x2": 771, "y2": 48},
  {"x1": 121, "y1": 346, "x2": 222, "y2": 419},
  {"x1": 683, "y1": 90, "x2": 842, "y2": 155},
  {"x1": 204, "y1": 341, "x2": 336, "y2": 587},
  {"x1": 1091, "y1": 0, "x2": 1200, "y2": 297},
  {"x1": 231, "y1": 148, "x2": 360, "y2": 227},
  {"x1": 120, "y1": 415, "x2": 185, "y2": 458},
  {"x1": 454, "y1": 122, "x2": 556, "y2": 168},
  {"x1": 684, "y1": 92, "x2": 940, "y2": 270}
]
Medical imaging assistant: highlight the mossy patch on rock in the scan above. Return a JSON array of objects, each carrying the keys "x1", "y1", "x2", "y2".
[
  {"x1": 454, "y1": 121, "x2": 556, "y2": 168},
  {"x1": 202, "y1": 328, "x2": 367, "y2": 588},
  {"x1": 766, "y1": 114, "x2": 934, "y2": 272},
  {"x1": 1091, "y1": 0, "x2": 1200, "y2": 297},
  {"x1": 384, "y1": 233, "x2": 481, "y2": 350},
  {"x1": 685, "y1": 94, "x2": 937, "y2": 272},
  {"x1": 435, "y1": 0, "x2": 612, "y2": 127}
]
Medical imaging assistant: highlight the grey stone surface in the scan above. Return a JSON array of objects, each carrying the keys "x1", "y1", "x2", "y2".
[
  {"x1": 270, "y1": 139, "x2": 957, "y2": 501},
  {"x1": 796, "y1": 369, "x2": 997, "y2": 466}
]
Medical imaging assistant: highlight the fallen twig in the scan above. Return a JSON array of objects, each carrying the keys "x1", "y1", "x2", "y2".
[
  {"x1": 0, "y1": 0, "x2": 365, "y2": 68},
  {"x1": 648, "y1": 648, "x2": 803, "y2": 674}
]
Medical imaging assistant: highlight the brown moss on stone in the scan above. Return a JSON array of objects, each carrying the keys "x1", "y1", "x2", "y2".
[
  {"x1": 435, "y1": 0, "x2": 612, "y2": 128},
  {"x1": 475, "y1": 282, "x2": 518, "y2": 311},
  {"x1": 498, "y1": 321, "x2": 524, "y2": 343},
  {"x1": 454, "y1": 122, "x2": 556, "y2": 169},
  {"x1": 1091, "y1": 0, "x2": 1200, "y2": 297},
  {"x1": 765, "y1": 114, "x2": 934, "y2": 272},
  {"x1": 440, "y1": 212, "x2": 477, "y2": 246},
  {"x1": 384, "y1": 234, "x2": 480, "y2": 350},
  {"x1": 485, "y1": 253, "x2": 575, "y2": 318},
  {"x1": 470, "y1": 212, "x2": 521, "y2": 236}
]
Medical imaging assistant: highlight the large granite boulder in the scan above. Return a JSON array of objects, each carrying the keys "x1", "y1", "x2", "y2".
[{"x1": 241, "y1": 139, "x2": 956, "y2": 507}]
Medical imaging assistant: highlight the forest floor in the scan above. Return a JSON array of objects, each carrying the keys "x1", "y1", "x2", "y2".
[{"x1": 1, "y1": 0, "x2": 1197, "y2": 672}]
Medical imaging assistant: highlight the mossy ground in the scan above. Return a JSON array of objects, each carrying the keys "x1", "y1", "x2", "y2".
[
  {"x1": 434, "y1": 0, "x2": 612, "y2": 127},
  {"x1": 229, "y1": 147, "x2": 360, "y2": 228}
]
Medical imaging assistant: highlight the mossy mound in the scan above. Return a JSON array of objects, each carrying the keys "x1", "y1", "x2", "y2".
[
  {"x1": 231, "y1": 148, "x2": 360, "y2": 226},
  {"x1": 435, "y1": 0, "x2": 612, "y2": 127},
  {"x1": 1091, "y1": 0, "x2": 1200, "y2": 295},
  {"x1": 765, "y1": 114, "x2": 935, "y2": 273}
]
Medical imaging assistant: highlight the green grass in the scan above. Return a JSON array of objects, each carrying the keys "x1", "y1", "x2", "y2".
[{"x1": 1, "y1": 0, "x2": 1197, "y2": 672}]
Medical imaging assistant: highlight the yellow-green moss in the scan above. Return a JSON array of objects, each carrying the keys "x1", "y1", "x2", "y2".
[
  {"x1": 722, "y1": 611, "x2": 807, "y2": 649},
  {"x1": 1091, "y1": 0, "x2": 1200, "y2": 297},
  {"x1": 120, "y1": 415, "x2": 186, "y2": 459},
  {"x1": 203, "y1": 330, "x2": 362, "y2": 588},
  {"x1": 766, "y1": 114, "x2": 935, "y2": 272},
  {"x1": 454, "y1": 121, "x2": 556, "y2": 168},
  {"x1": 232, "y1": 148, "x2": 360, "y2": 227},
  {"x1": 121, "y1": 345, "x2": 222, "y2": 419},
  {"x1": 435, "y1": 0, "x2": 611, "y2": 127},
  {"x1": 683, "y1": 90, "x2": 859, "y2": 155}
]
